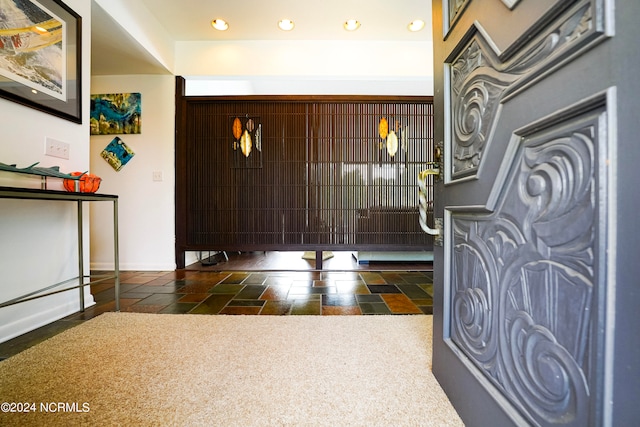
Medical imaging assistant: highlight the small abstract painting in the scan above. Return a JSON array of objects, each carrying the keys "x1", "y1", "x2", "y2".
[
  {"x1": 101, "y1": 137, "x2": 135, "y2": 171},
  {"x1": 90, "y1": 93, "x2": 141, "y2": 135}
]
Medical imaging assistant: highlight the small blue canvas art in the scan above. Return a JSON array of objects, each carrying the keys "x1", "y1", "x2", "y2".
[
  {"x1": 90, "y1": 93, "x2": 141, "y2": 135},
  {"x1": 101, "y1": 137, "x2": 135, "y2": 171}
]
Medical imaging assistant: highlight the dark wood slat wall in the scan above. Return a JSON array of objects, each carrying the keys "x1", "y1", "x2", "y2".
[{"x1": 175, "y1": 83, "x2": 434, "y2": 268}]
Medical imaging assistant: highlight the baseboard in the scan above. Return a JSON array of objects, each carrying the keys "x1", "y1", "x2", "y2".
[
  {"x1": 0, "y1": 294, "x2": 95, "y2": 344},
  {"x1": 90, "y1": 262, "x2": 177, "y2": 271}
]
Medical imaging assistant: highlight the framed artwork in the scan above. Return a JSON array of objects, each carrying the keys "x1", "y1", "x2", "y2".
[
  {"x1": 90, "y1": 93, "x2": 142, "y2": 135},
  {"x1": 101, "y1": 136, "x2": 135, "y2": 172},
  {"x1": 0, "y1": 0, "x2": 82, "y2": 123}
]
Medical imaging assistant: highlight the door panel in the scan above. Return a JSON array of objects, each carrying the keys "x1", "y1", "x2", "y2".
[
  {"x1": 430, "y1": 0, "x2": 633, "y2": 426},
  {"x1": 449, "y1": 98, "x2": 608, "y2": 426}
]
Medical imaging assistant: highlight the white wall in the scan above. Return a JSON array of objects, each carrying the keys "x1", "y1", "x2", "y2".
[
  {"x1": 0, "y1": 0, "x2": 92, "y2": 343},
  {"x1": 90, "y1": 75, "x2": 176, "y2": 271},
  {"x1": 175, "y1": 40, "x2": 434, "y2": 95},
  {"x1": 93, "y1": 0, "x2": 174, "y2": 72}
]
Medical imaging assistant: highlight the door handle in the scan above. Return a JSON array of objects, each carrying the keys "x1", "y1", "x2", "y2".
[{"x1": 418, "y1": 164, "x2": 440, "y2": 236}]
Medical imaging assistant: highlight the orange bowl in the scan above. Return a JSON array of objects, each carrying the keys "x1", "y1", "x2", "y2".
[{"x1": 63, "y1": 172, "x2": 102, "y2": 193}]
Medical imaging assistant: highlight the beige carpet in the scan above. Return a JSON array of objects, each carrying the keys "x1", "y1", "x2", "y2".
[{"x1": 0, "y1": 313, "x2": 463, "y2": 426}]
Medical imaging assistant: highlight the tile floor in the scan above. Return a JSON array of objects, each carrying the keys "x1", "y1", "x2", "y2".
[
  {"x1": 0, "y1": 269, "x2": 433, "y2": 359},
  {"x1": 87, "y1": 269, "x2": 434, "y2": 317}
]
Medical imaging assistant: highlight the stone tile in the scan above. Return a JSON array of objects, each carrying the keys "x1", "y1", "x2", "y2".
[
  {"x1": 190, "y1": 294, "x2": 234, "y2": 314},
  {"x1": 119, "y1": 284, "x2": 145, "y2": 293},
  {"x1": 359, "y1": 302, "x2": 392, "y2": 315},
  {"x1": 227, "y1": 300, "x2": 265, "y2": 307},
  {"x1": 119, "y1": 292, "x2": 155, "y2": 300},
  {"x1": 381, "y1": 294, "x2": 423, "y2": 314},
  {"x1": 160, "y1": 302, "x2": 198, "y2": 314},
  {"x1": 185, "y1": 272, "x2": 230, "y2": 284},
  {"x1": 356, "y1": 294, "x2": 383, "y2": 303},
  {"x1": 322, "y1": 306, "x2": 362, "y2": 315},
  {"x1": 260, "y1": 286, "x2": 290, "y2": 301},
  {"x1": 90, "y1": 281, "x2": 114, "y2": 294},
  {"x1": 136, "y1": 271, "x2": 169, "y2": 277},
  {"x1": 177, "y1": 293, "x2": 211, "y2": 303},
  {"x1": 419, "y1": 283, "x2": 434, "y2": 297},
  {"x1": 209, "y1": 283, "x2": 244, "y2": 295},
  {"x1": 289, "y1": 286, "x2": 336, "y2": 296},
  {"x1": 141, "y1": 276, "x2": 179, "y2": 286},
  {"x1": 220, "y1": 273, "x2": 250, "y2": 284},
  {"x1": 138, "y1": 284, "x2": 183, "y2": 294},
  {"x1": 312, "y1": 280, "x2": 330, "y2": 287},
  {"x1": 235, "y1": 285, "x2": 266, "y2": 299},
  {"x1": 290, "y1": 300, "x2": 321, "y2": 315},
  {"x1": 260, "y1": 301, "x2": 292, "y2": 315},
  {"x1": 334, "y1": 280, "x2": 370, "y2": 294},
  {"x1": 291, "y1": 279, "x2": 314, "y2": 287},
  {"x1": 419, "y1": 305, "x2": 433, "y2": 314},
  {"x1": 321, "y1": 271, "x2": 360, "y2": 281},
  {"x1": 322, "y1": 294, "x2": 357, "y2": 307},
  {"x1": 411, "y1": 298, "x2": 433, "y2": 307},
  {"x1": 93, "y1": 287, "x2": 121, "y2": 303},
  {"x1": 121, "y1": 276, "x2": 157, "y2": 284},
  {"x1": 177, "y1": 282, "x2": 217, "y2": 294},
  {"x1": 380, "y1": 272, "x2": 406, "y2": 283},
  {"x1": 366, "y1": 284, "x2": 401, "y2": 294},
  {"x1": 359, "y1": 272, "x2": 387, "y2": 284},
  {"x1": 397, "y1": 284, "x2": 432, "y2": 300},
  {"x1": 244, "y1": 273, "x2": 268, "y2": 284},
  {"x1": 219, "y1": 306, "x2": 262, "y2": 315},
  {"x1": 135, "y1": 293, "x2": 183, "y2": 306},
  {"x1": 397, "y1": 272, "x2": 433, "y2": 284},
  {"x1": 264, "y1": 276, "x2": 295, "y2": 287},
  {"x1": 123, "y1": 304, "x2": 166, "y2": 313}
]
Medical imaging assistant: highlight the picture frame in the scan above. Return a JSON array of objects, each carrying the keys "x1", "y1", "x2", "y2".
[
  {"x1": 0, "y1": 0, "x2": 82, "y2": 123},
  {"x1": 101, "y1": 136, "x2": 135, "y2": 172},
  {"x1": 90, "y1": 93, "x2": 142, "y2": 135}
]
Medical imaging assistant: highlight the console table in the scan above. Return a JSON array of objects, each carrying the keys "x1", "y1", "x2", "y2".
[{"x1": 0, "y1": 186, "x2": 120, "y2": 312}]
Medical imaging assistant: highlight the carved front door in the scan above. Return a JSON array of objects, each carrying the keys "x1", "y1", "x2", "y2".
[{"x1": 431, "y1": 0, "x2": 639, "y2": 425}]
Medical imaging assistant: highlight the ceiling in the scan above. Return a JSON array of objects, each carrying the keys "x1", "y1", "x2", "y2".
[{"x1": 91, "y1": 0, "x2": 432, "y2": 75}]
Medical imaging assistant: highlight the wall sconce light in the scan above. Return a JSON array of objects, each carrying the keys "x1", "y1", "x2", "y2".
[
  {"x1": 379, "y1": 117, "x2": 406, "y2": 158},
  {"x1": 387, "y1": 131, "x2": 398, "y2": 157}
]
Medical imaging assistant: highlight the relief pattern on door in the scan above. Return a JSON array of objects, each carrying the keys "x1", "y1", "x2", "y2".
[
  {"x1": 443, "y1": 0, "x2": 612, "y2": 425},
  {"x1": 448, "y1": 0, "x2": 605, "y2": 179},
  {"x1": 450, "y1": 104, "x2": 607, "y2": 425}
]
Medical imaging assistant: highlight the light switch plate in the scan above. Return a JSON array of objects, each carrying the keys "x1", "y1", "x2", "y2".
[{"x1": 45, "y1": 137, "x2": 70, "y2": 160}]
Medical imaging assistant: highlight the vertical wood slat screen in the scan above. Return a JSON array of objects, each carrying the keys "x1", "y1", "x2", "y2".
[{"x1": 175, "y1": 92, "x2": 434, "y2": 265}]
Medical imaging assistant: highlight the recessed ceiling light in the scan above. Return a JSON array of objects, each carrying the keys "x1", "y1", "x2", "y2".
[
  {"x1": 278, "y1": 19, "x2": 295, "y2": 31},
  {"x1": 343, "y1": 19, "x2": 361, "y2": 31},
  {"x1": 408, "y1": 20, "x2": 425, "y2": 32},
  {"x1": 211, "y1": 19, "x2": 229, "y2": 31}
]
